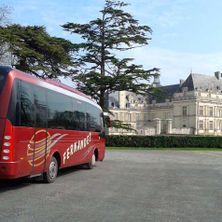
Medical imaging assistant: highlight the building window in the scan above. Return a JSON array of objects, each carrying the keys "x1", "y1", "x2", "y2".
[
  {"x1": 126, "y1": 103, "x2": 130, "y2": 109},
  {"x1": 199, "y1": 120, "x2": 203, "y2": 130},
  {"x1": 215, "y1": 107, "x2": 218, "y2": 117},
  {"x1": 220, "y1": 109, "x2": 222, "y2": 118},
  {"x1": 128, "y1": 113, "x2": 131, "y2": 122},
  {"x1": 119, "y1": 112, "x2": 122, "y2": 121},
  {"x1": 199, "y1": 106, "x2": 204, "y2": 116},
  {"x1": 164, "y1": 112, "x2": 170, "y2": 119},
  {"x1": 182, "y1": 106, "x2": 187, "y2": 116},
  {"x1": 124, "y1": 113, "x2": 128, "y2": 121},
  {"x1": 220, "y1": 121, "x2": 222, "y2": 130},
  {"x1": 136, "y1": 113, "x2": 140, "y2": 121},
  {"x1": 214, "y1": 107, "x2": 220, "y2": 117},
  {"x1": 209, "y1": 107, "x2": 213, "y2": 117},
  {"x1": 131, "y1": 113, "x2": 135, "y2": 122},
  {"x1": 216, "y1": 120, "x2": 219, "y2": 130},
  {"x1": 209, "y1": 121, "x2": 214, "y2": 130}
]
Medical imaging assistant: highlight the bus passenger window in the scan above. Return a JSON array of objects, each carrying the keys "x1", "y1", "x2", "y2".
[
  {"x1": 33, "y1": 86, "x2": 47, "y2": 128},
  {"x1": 86, "y1": 104, "x2": 101, "y2": 132},
  {"x1": 72, "y1": 100, "x2": 86, "y2": 131},
  {"x1": 47, "y1": 91, "x2": 73, "y2": 129},
  {"x1": 20, "y1": 82, "x2": 35, "y2": 127}
]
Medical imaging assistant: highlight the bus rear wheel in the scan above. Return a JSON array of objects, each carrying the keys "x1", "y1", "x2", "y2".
[
  {"x1": 86, "y1": 153, "x2": 96, "y2": 169},
  {"x1": 43, "y1": 156, "x2": 58, "y2": 183}
]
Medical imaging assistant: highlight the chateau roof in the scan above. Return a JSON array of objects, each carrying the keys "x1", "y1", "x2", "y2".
[
  {"x1": 153, "y1": 84, "x2": 180, "y2": 103},
  {"x1": 108, "y1": 72, "x2": 222, "y2": 107},
  {"x1": 149, "y1": 73, "x2": 222, "y2": 103},
  {"x1": 182, "y1": 73, "x2": 222, "y2": 92},
  {"x1": 160, "y1": 84, "x2": 180, "y2": 97}
]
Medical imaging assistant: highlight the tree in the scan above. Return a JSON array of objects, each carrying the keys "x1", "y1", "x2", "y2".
[
  {"x1": 0, "y1": 5, "x2": 10, "y2": 26},
  {"x1": 62, "y1": 0, "x2": 159, "y2": 109},
  {"x1": 0, "y1": 24, "x2": 77, "y2": 78}
]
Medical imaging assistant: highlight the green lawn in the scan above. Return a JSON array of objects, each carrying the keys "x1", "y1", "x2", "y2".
[{"x1": 106, "y1": 147, "x2": 222, "y2": 151}]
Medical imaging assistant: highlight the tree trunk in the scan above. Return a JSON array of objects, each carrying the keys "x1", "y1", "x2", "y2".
[{"x1": 99, "y1": 89, "x2": 105, "y2": 110}]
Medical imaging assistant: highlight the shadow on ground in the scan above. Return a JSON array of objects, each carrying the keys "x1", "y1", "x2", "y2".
[{"x1": 0, "y1": 164, "x2": 88, "y2": 192}]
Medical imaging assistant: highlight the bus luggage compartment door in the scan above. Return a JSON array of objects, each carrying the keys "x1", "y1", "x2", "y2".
[{"x1": 28, "y1": 128, "x2": 48, "y2": 176}]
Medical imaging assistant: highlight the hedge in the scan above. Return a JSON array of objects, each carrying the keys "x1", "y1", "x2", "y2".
[{"x1": 106, "y1": 135, "x2": 222, "y2": 148}]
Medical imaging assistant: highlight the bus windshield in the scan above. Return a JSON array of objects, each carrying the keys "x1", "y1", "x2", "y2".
[
  {"x1": 0, "y1": 74, "x2": 6, "y2": 94},
  {"x1": 0, "y1": 66, "x2": 10, "y2": 95}
]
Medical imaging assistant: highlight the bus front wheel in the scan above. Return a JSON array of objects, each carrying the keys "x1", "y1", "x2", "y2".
[{"x1": 43, "y1": 156, "x2": 58, "y2": 183}]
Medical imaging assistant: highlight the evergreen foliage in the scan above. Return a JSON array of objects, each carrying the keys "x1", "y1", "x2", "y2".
[
  {"x1": 62, "y1": 0, "x2": 159, "y2": 109},
  {"x1": 0, "y1": 24, "x2": 77, "y2": 78}
]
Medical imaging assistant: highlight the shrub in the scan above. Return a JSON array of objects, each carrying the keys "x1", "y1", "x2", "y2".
[{"x1": 106, "y1": 135, "x2": 222, "y2": 148}]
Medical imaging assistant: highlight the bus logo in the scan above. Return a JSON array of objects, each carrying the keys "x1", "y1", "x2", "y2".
[{"x1": 63, "y1": 133, "x2": 92, "y2": 164}]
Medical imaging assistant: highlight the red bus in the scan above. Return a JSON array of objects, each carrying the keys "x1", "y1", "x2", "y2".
[{"x1": 0, "y1": 66, "x2": 106, "y2": 183}]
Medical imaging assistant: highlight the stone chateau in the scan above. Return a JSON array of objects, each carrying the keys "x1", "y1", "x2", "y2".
[{"x1": 108, "y1": 71, "x2": 222, "y2": 136}]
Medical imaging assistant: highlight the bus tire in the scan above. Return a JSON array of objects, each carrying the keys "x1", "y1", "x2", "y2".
[
  {"x1": 86, "y1": 153, "x2": 96, "y2": 169},
  {"x1": 43, "y1": 156, "x2": 58, "y2": 183}
]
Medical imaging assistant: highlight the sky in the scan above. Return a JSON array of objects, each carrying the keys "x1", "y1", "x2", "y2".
[{"x1": 1, "y1": 0, "x2": 222, "y2": 85}]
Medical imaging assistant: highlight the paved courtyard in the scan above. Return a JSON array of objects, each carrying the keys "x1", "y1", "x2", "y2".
[{"x1": 0, "y1": 150, "x2": 222, "y2": 222}]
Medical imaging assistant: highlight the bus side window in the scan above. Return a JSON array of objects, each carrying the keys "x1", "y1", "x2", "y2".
[
  {"x1": 86, "y1": 104, "x2": 102, "y2": 132},
  {"x1": 47, "y1": 90, "x2": 73, "y2": 130},
  {"x1": 33, "y1": 86, "x2": 47, "y2": 128},
  {"x1": 73, "y1": 100, "x2": 86, "y2": 131},
  {"x1": 20, "y1": 81, "x2": 35, "y2": 127}
]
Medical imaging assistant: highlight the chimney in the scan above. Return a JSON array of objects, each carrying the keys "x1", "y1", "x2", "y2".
[
  {"x1": 153, "y1": 76, "x2": 160, "y2": 87},
  {"x1": 215, "y1": 71, "x2": 222, "y2": 80}
]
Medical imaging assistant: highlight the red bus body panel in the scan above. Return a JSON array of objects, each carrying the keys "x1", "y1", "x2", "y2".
[
  {"x1": 0, "y1": 128, "x2": 105, "y2": 179},
  {"x1": 0, "y1": 68, "x2": 105, "y2": 179}
]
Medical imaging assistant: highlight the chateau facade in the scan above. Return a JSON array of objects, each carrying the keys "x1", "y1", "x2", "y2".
[{"x1": 108, "y1": 71, "x2": 222, "y2": 136}]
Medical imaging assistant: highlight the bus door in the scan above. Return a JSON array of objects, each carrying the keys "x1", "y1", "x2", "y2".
[
  {"x1": 18, "y1": 80, "x2": 37, "y2": 177},
  {"x1": 29, "y1": 128, "x2": 48, "y2": 176},
  {"x1": 19, "y1": 82, "x2": 48, "y2": 177},
  {"x1": 30, "y1": 85, "x2": 48, "y2": 176}
]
